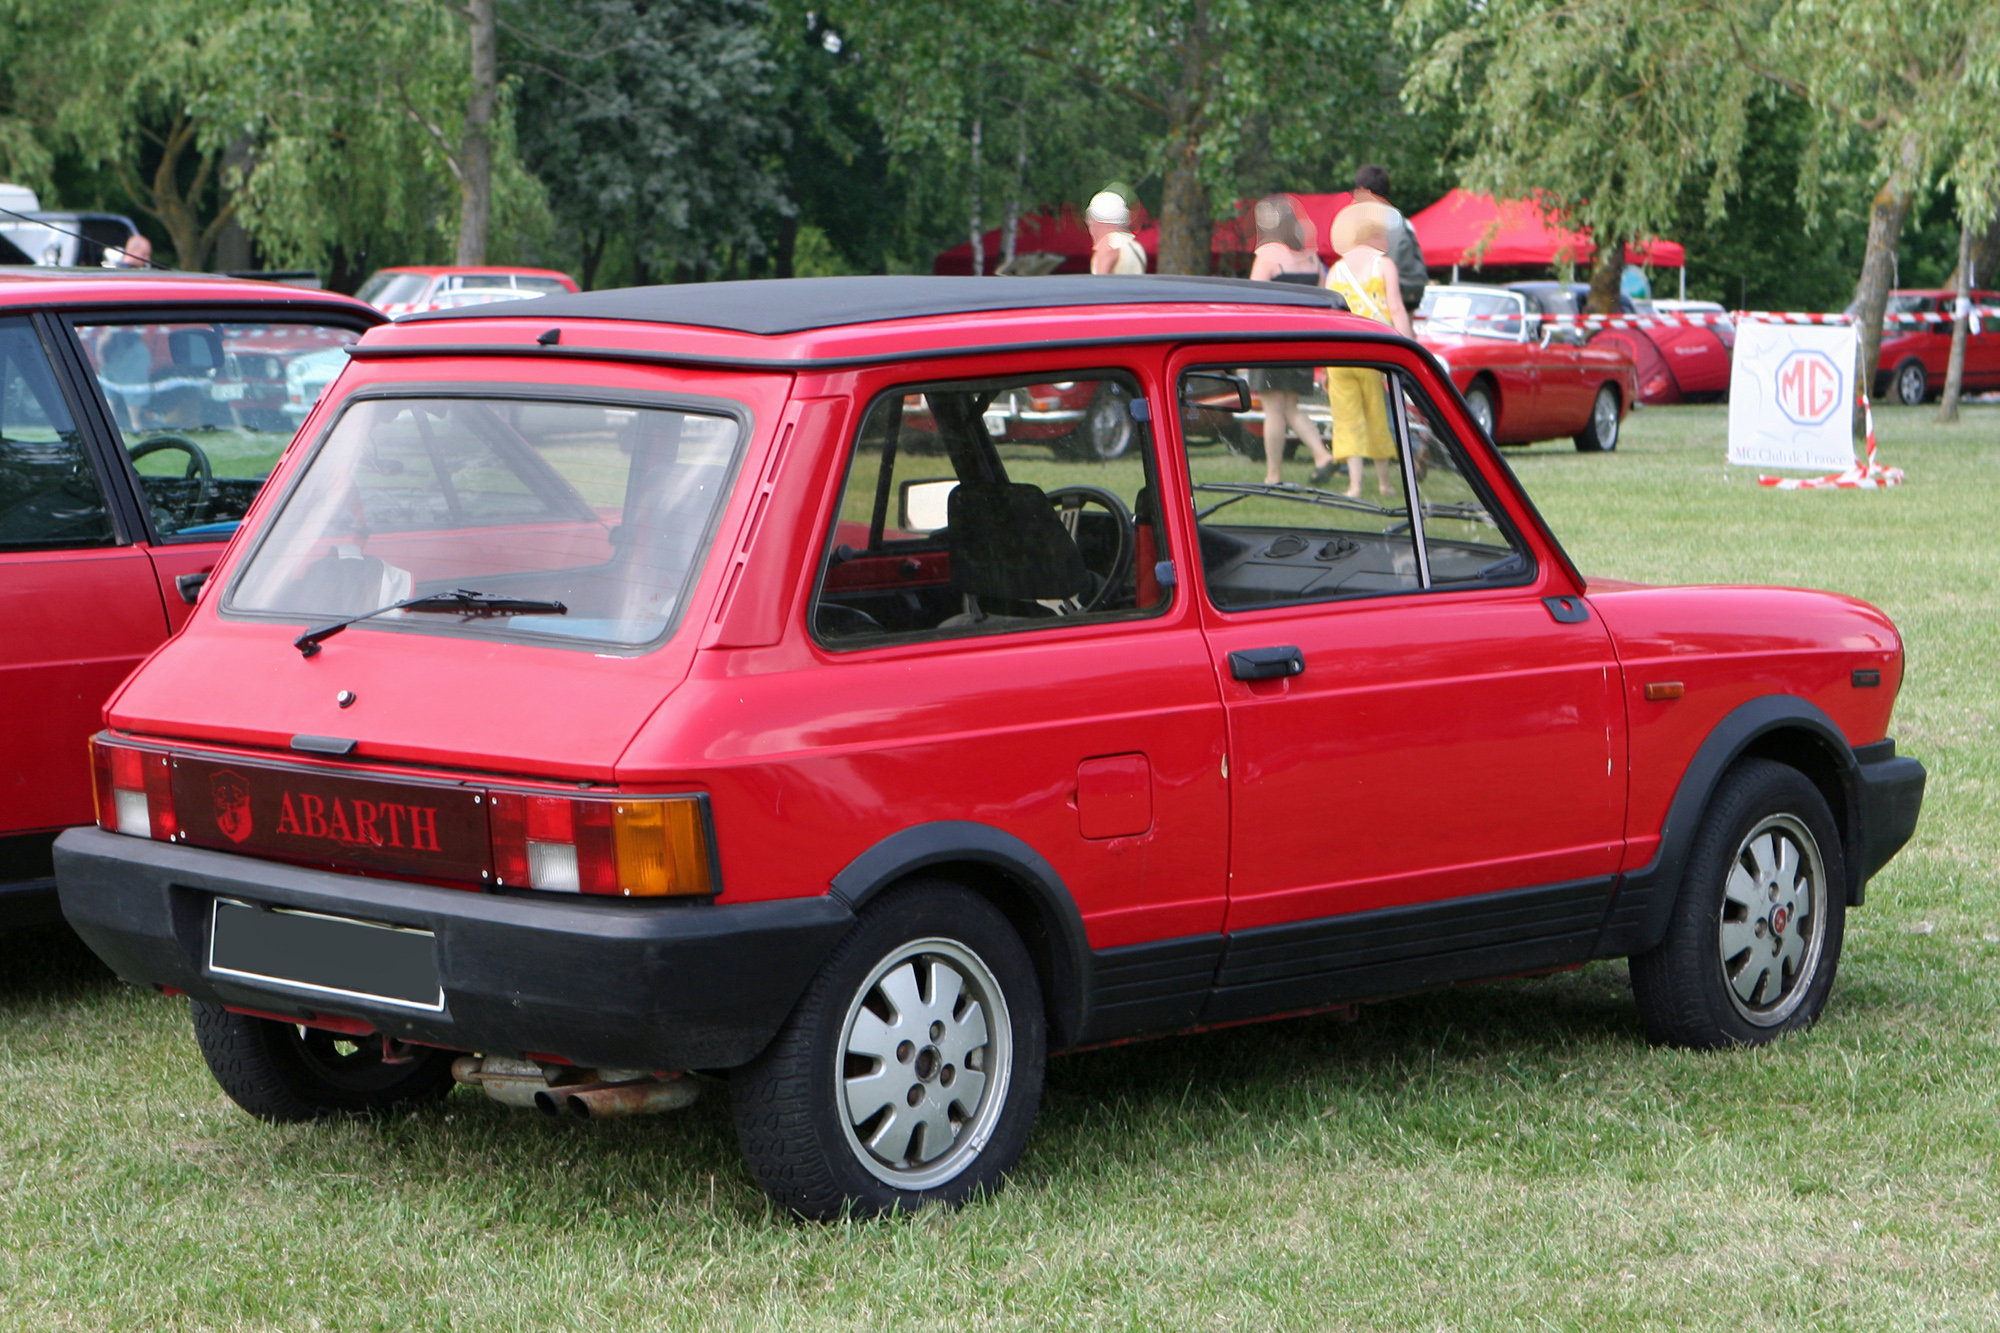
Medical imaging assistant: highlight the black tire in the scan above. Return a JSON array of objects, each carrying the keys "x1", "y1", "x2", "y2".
[
  {"x1": 1463, "y1": 382, "x2": 1497, "y2": 441},
  {"x1": 1893, "y1": 359, "x2": 1929, "y2": 406},
  {"x1": 1629, "y1": 759, "x2": 1846, "y2": 1049},
  {"x1": 191, "y1": 1002, "x2": 458, "y2": 1121},
  {"x1": 1573, "y1": 383, "x2": 1621, "y2": 452},
  {"x1": 730, "y1": 880, "x2": 1046, "y2": 1219}
]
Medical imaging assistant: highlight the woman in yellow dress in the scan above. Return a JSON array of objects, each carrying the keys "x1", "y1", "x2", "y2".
[{"x1": 1324, "y1": 202, "x2": 1415, "y2": 499}]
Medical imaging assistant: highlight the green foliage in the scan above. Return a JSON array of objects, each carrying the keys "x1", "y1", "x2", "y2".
[
  {"x1": 1401, "y1": 0, "x2": 1759, "y2": 261},
  {"x1": 509, "y1": 0, "x2": 787, "y2": 287}
]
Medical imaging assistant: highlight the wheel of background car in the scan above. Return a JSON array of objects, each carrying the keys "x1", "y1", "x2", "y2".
[
  {"x1": 190, "y1": 1001, "x2": 459, "y2": 1120},
  {"x1": 1628, "y1": 758, "x2": 1846, "y2": 1049},
  {"x1": 128, "y1": 434, "x2": 218, "y2": 521},
  {"x1": 1217, "y1": 413, "x2": 1259, "y2": 460},
  {"x1": 1044, "y1": 484, "x2": 1134, "y2": 611},
  {"x1": 1068, "y1": 381, "x2": 1135, "y2": 461},
  {"x1": 1573, "y1": 384, "x2": 1620, "y2": 452},
  {"x1": 728, "y1": 880, "x2": 1046, "y2": 1219},
  {"x1": 1463, "y1": 383, "x2": 1497, "y2": 440},
  {"x1": 1894, "y1": 359, "x2": 1929, "y2": 406}
]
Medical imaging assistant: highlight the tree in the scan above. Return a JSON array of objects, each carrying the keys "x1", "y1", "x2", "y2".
[
  {"x1": 509, "y1": 0, "x2": 789, "y2": 287},
  {"x1": 1719, "y1": 0, "x2": 2000, "y2": 395},
  {"x1": 1402, "y1": 0, "x2": 1759, "y2": 312},
  {"x1": 459, "y1": 0, "x2": 499, "y2": 265}
]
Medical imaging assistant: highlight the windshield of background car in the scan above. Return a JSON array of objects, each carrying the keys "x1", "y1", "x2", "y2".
[
  {"x1": 1416, "y1": 289, "x2": 1522, "y2": 339},
  {"x1": 73, "y1": 320, "x2": 362, "y2": 541},
  {"x1": 226, "y1": 395, "x2": 742, "y2": 649},
  {"x1": 355, "y1": 273, "x2": 428, "y2": 307}
]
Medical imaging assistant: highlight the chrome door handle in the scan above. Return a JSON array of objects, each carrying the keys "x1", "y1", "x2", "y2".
[{"x1": 1229, "y1": 646, "x2": 1304, "y2": 680}]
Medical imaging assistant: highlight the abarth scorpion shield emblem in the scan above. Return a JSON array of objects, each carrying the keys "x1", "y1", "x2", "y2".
[{"x1": 211, "y1": 770, "x2": 252, "y2": 843}]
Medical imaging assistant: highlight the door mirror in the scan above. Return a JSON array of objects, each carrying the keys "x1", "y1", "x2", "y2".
[
  {"x1": 897, "y1": 477, "x2": 958, "y2": 535},
  {"x1": 1180, "y1": 372, "x2": 1251, "y2": 413}
]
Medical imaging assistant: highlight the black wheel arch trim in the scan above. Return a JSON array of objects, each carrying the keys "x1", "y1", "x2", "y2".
[
  {"x1": 1595, "y1": 694, "x2": 1924, "y2": 958},
  {"x1": 829, "y1": 821, "x2": 1092, "y2": 1048}
]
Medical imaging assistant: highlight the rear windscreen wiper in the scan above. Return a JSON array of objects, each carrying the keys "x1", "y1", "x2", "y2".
[{"x1": 295, "y1": 589, "x2": 567, "y2": 657}]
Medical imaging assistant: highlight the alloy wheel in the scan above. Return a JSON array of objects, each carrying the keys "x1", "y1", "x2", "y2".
[
  {"x1": 838, "y1": 938, "x2": 1013, "y2": 1189},
  {"x1": 1718, "y1": 814, "x2": 1828, "y2": 1026}
]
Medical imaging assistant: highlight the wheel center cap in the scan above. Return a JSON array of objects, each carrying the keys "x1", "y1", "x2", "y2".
[
  {"x1": 914, "y1": 1045, "x2": 942, "y2": 1083},
  {"x1": 1771, "y1": 906, "x2": 1790, "y2": 935}
]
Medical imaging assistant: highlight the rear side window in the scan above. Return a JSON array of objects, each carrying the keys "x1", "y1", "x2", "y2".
[
  {"x1": 0, "y1": 316, "x2": 113, "y2": 548},
  {"x1": 812, "y1": 370, "x2": 1170, "y2": 646},
  {"x1": 227, "y1": 396, "x2": 742, "y2": 649}
]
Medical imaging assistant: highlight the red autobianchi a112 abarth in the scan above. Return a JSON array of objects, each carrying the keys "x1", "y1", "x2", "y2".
[{"x1": 55, "y1": 276, "x2": 1926, "y2": 1218}]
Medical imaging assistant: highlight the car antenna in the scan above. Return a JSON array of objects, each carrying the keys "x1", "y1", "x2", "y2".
[{"x1": 0, "y1": 204, "x2": 172, "y2": 271}]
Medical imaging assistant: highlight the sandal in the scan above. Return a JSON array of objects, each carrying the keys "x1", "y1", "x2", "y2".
[{"x1": 1309, "y1": 461, "x2": 1337, "y2": 487}]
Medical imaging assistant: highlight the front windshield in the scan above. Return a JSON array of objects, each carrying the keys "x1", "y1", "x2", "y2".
[
  {"x1": 227, "y1": 396, "x2": 742, "y2": 649},
  {"x1": 75, "y1": 320, "x2": 361, "y2": 540},
  {"x1": 1416, "y1": 289, "x2": 1522, "y2": 339}
]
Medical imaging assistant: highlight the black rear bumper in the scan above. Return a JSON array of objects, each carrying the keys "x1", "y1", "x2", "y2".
[{"x1": 54, "y1": 827, "x2": 853, "y2": 1071}]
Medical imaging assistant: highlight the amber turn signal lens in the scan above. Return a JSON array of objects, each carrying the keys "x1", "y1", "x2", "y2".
[{"x1": 611, "y1": 798, "x2": 714, "y2": 897}]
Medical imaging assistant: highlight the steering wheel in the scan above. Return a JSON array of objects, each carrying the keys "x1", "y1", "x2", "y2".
[
  {"x1": 128, "y1": 435, "x2": 217, "y2": 526},
  {"x1": 1045, "y1": 485, "x2": 1135, "y2": 613}
]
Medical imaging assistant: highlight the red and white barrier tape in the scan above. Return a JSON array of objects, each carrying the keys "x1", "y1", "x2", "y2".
[
  {"x1": 1756, "y1": 390, "x2": 1903, "y2": 490},
  {"x1": 1422, "y1": 308, "x2": 1977, "y2": 329}
]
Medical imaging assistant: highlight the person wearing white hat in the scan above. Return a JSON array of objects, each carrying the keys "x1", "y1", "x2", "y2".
[{"x1": 1086, "y1": 191, "x2": 1147, "y2": 275}]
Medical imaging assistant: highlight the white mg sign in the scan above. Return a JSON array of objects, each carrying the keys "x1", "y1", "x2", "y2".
[{"x1": 1727, "y1": 322, "x2": 1858, "y2": 471}]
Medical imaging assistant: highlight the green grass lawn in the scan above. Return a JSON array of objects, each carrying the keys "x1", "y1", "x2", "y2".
[{"x1": 5, "y1": 403, "x2": 1999, "y2": 1331}]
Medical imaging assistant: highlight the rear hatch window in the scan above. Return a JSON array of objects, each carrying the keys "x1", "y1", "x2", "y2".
[{"x1": 225, "y1": 395, "x2": 743, "y2": 650}]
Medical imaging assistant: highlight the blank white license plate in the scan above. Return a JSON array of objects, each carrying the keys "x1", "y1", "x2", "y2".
[{"x1": 208, "y1": 899, "x2": 444, "y2": 1012}]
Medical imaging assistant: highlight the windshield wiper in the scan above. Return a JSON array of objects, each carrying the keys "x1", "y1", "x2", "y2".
[
  {"x1": 295, "y1": 589, "x2": 567, "y2": 658},
  {"x1": 1192, "y1": 482, "x2": 1404, "y2": 521}
]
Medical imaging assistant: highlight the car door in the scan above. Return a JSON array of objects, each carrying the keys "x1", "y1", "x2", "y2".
[
  {"x1": 0, "y1": 313, "x2": 167, "y2": 842},
  {"x1": 1527, "y1": 288, "x2": 1592, "y2": 429},
  {"x1": 1170, "y1": 344, "x2": 1627, "y2": 1023},
  {"x1": 802, "y1": 355, "x2": 1230, "y2": 1040},
  {"x1": 1967, "y1": 292, "x2": 2000, "y2": 388}
]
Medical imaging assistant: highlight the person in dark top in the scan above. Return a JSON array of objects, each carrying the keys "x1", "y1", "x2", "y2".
[
  {"x1": 1353, "y1": 165, "x2": 1427, "y2": 314},
  {"x1": 1246, "y1": 195, "x2": 1337, "y2": 486}
]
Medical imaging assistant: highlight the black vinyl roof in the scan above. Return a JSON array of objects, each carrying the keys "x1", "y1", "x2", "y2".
[{"x1": 404, "y1": 274, "x2": 1345, "y2": 336}]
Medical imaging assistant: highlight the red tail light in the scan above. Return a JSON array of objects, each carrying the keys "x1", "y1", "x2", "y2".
[
  {"x1": 488, "y1": 793, "x2": 710, "y2": 897},
  {"x1": 92, "y1": 739, "x2": 178, "y2": 841}
]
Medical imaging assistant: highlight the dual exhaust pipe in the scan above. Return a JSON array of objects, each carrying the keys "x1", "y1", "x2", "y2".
[{"x1": 451, "y1": 1055, "x2": 699, "y2": 1120}]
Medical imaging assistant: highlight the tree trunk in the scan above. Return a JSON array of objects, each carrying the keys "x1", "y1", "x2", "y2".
[
  {"x1": 1001, "y1": 125, "x2": 1026, "y2": 272},
  {"x1": 1156, "y1": 0, "x2": 1211, "y2": 276},
  {"x1": 1850, "y1": 129, "x2": 1922, "y2": 408},
  {"x1": 968, "y1": 117, "x2": 983, "y2": 276},
  {"x1": 581, "y1": 229, "x2": 608, "y2": 290},
  {"x1": 210, "y1": 135, "x2": 255, "y2": 273},
  {"x1": 773, "y1": 214, "x2": 798, "y2": 281},
  {"x1": 456, "y1": 0, "x2": 497, "y2": 267},
  {"x1": 1584, "y1": 239, "x2": 1624, "y2": 315},
  {"x1": 1947, "y1": 209, "x2": 2000, "y2": 289},
  {"x1": 1939, "y1": 219, "x2": 1973, "y2": 422}
]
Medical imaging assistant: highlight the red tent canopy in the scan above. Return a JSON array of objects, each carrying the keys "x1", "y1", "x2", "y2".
[
  {"x1": 933, "y1": 193, "x2": 1363, "y2": 275},
  {"x1": 1407, "y1": 189, "x2": 1684, "y2": 270}
]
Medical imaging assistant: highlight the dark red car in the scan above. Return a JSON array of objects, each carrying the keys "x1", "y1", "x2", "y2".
[
  {"x1": 0, "y1": 271, "x2": 381, "y2": 926},
  {"x1": 1872, "y1": 289, "x2": 2000, "y2": 405},
  {"x1": 1416, "y1": 283, "x2": 1639, "y2": 450},
  {"x1": 55, "y1": 276, "x2": 1923, "y2": 1220}
]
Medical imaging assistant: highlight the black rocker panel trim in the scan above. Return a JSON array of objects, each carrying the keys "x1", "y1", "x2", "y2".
[
  {"x1": 1078, "y1": 934, "x2": 1224, "y2": 1044},
  {"x1": 829, "y1": 821, "x2": 1092, "y2": 1048},
  {"x1": 1200, "y1": 877, "x2": 1615, "y2": 1025}
]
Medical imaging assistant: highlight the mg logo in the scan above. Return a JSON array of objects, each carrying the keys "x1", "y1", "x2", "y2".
[{"x1": 1774, "y1": 349, "x2": 1843, "y2": 425}]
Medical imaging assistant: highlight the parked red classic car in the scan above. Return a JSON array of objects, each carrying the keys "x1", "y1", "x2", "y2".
[
  {"x1": 55, "y1": 276, "x2": 1923, "y2": 1220},
  {"x1": 1520, "y1": 284, "x2": 1735, "y2": 407},
  {"x1": 1416, "y1": 283, "x2": 1640, "y2": 449},
  {"x1": 0, "y1": 271, "x2": 382, "y2": 925},
  {"x1": 354, "y1": 266, "x2": 579, "y2": 319},
  {"x1": 1871, "y1": 288, "x2": 2000, "y2": 405}
]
